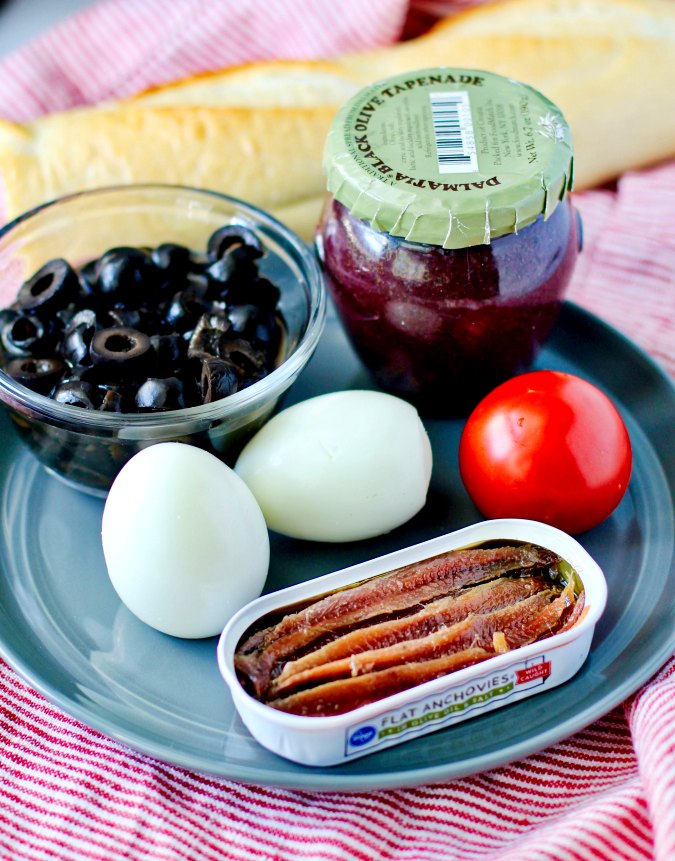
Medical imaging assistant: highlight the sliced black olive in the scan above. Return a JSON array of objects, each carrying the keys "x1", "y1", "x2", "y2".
[
  {"x1": 66, "y1": 308, "x2": 98, "y2": 331},
  {"x1": 135, "y1": 377, "x2": 186, "y2": 411},
  {"x1": 174, "y1": 357, "x2": 203, "y2": 405},
  {"x1": 62, "y1": 309, "x2": 98, "y2": 366},
  {"x1": 6, "y1": 356, "x2": 67, "y2": 395},
  {"x1": 187, "y1": 311, "x2": 231, "y2": 360},
  {"x1": 110, "y1": 306, "x2": 161, "y2": 334},
  {"x1": 97, "y1": 385, "x2": 132, "y2": 412},
  {"x1": 13, "y1": 258, "x2": 80, "y2": 315},
  {"x1": 162, "y1": 294, "x2": 189, "y2": 333},
  {"x1": 220, "y1": 338, "x2": 269, "y2": 377},
  {"x1": 89, "y1": 327, "x2": 154, "y2": 377},
  {"x1": 1, "y1": 314, "x2": 47, "y2": 357},
  {"x1": 251, "y1": 277, "x2": 281, "y2": 309},
  {"x1": 205, "y1": 255, "x2": 237, "y2": 285},
  {"x1": 93, "y1": 247, "x2": 159, "y2": 304},
  {"x1": 149, "y1": 333, "x2": 186, "y2": 373},
  {"x1": 201, "y1": 358, "x2": 239, "y2": 403},
  {"x1": 162, "y1": 274, "x2": 210, "y2": 332},
  {"x1": 181, "y1": 273, "x2": 210, "y2": 307},
  {"x1": 55, "y1": 303, "x2": 80, "y2": 329},
  {"x1": 227, "y1": 305, "x2": 254, "y2": 335},
  {"x1": 104, "y1": 307, "x2": 141, "y2": 329},
  {"x1": 227, "y1": 304, "x2": 278, "y2": 345},
  {"x1": 100, "y1": 390, "x2": 124, "y2": 412},
  {"x1": 0, "y1": 310, "x2": 19, "y2": 354},
  {"x1": 151, "y1": 242, "x2": 207, "y2": 276},
  {"x1": 222, "y1": 275, "x2": 279, "y2": 309},
  {"x1": 207, "y1": 225, "x2": 264, "y2": 262},
  {"x1": 211, "y1": 251, "x2": 258, "y2": 294},
  {"x1": 52, "y1": 379, "x2": 100, "y2": 409},
  {"x1": 62, "y1": 325, "x2": 92, "y2": 367},
  {"x1": 0, "y1": 308, "x2": 19, "y2": 329},
  {"x1": 78, "y1": 259, "x2": 99, "y2": 297},
  {"x1": 60, "y1": 364, "x2": 98, "y2": 384},
  {"x1": 151, "y1": 242, "x2": 191, "y2": 271}
]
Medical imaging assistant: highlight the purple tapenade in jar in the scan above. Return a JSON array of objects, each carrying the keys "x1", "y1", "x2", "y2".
[{"x1": 317, "y1": 67, "x2": 579, "y2": 415}]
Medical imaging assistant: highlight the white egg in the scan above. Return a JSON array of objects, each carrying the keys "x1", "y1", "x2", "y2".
[
  {"x1": 234, "y1": 390, "x2": 432, "y2": 542},
  {"x1": 101, "y1": 442, "x2": 269, "y2": 639}
]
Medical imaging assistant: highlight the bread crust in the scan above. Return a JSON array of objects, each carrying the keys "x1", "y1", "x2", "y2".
[{"x1": 0, "y1": 104, "x2": 337, "y2": 237}]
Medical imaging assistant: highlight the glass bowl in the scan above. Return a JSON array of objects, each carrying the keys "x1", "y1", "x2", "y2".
[{"x1": 0, "y1": 185, "x2": 326, "y2": 496}]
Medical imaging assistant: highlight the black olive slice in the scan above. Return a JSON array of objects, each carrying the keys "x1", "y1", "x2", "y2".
[
  {"x1": 89, "y1": 327, "x2": 154, "y2": 377},
  {"x1": 0, "y1": 310, "x2": 20, "y2": 354},
  {"x1": 105, "y1": 307, "x2": 143, "y2": 330},
  {"x1": 225, "y1": 278, "x2": 280, "y2": 312},
  {"x1": 55, "y1": 304, "x2": 80, "y2": 329},
  {"x1": 151, "y1": 242, "x2": 207, "y2": 274},
  {"x1": 152, "y1": 242, "x2": 191, "y2": 270},
  {"x1": 65, "y1": 308, "x2": 98, "y2": 331},
  {"x1": 227, "y1": 304, "x2": 278, "y2": 345},
  {"x1": 13, "y1": 259, "x2": 80, "y2": 315},
  {"x1": 207, "y1": 225, "x2": 264, "y2": 262},
  {"x1": 61, "y1": 364, "x2": 97, "y2": 384},
  {"x1": 201, "y1": 358, "x2": 239, "y2": 403},
  {"x1": 78, "y1": 259, "x2": 99, "y2": 296},
  {"x1": 250, "y1": 277, "x2": 281, "y2": 309},
  {"x1": 6, "y1": 356, "x2": 67, "y2": 395},
  {"x1": 187, "y1": 311, "x2": 231, "y2": 360},
  {"x1": 150, "y1": 333, "x2": 186, "y2": 373},
  {"x1": 94, "y1": 247, "x2": 159, "y2": 304},
  {"x1": 135, "y1": 377, "x2": 186, "y2": 411},
  {"x1": 0, "y1": 308, "x2": 19, "y2": 330},
  {"x1": 62, "y1": 325, "x2": 92, "y2": 367},
  {"x1": 162, "y1": 274, "x2": 210, "y2": 332},
  {"x1": 98, "y1": 386, "x2": 132, "y2": 412},
  {"x1": 220, "y1": 338, "x2": 269, "y2": 377},
  {"x1": 1, "y1": 314, "x2": 47, "y2": 357},
  {"x1": 62, "y1": 309, "x2": 98, "y2": 366},
  {"x1": 206, "y1": 255, "x2": 237, "y2": 285},
  {"x1": 52, "y1": 379, "x2": 100, "y2": 409}
]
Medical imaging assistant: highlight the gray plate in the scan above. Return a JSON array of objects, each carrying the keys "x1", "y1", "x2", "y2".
[{"x1": 0, "y1": 302, "x2": 673, "y2": 791}]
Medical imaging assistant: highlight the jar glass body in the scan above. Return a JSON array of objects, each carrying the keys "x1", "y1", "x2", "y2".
[{"x1": 317, "y1": 197, "x2": 579, "y2": 415}]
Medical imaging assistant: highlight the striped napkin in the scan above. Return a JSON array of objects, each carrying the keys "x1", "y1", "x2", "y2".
[{"x1": 0, "y1": 1, "x2": 673, "y2": 859}]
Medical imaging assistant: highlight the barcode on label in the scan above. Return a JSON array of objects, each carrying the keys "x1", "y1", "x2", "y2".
[{"x1": 429, "y1": 91, "x2": 478, "y2": 174}]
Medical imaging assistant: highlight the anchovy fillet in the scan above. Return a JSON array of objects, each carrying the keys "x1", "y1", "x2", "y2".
[
  {"x1": 268, "y1": 589, "x2": 559, "y2": 699},
  {"x1": 268, "y1": 647, "x2": 491, "y2": 717},
  {"x1": 271, "y1": 575, "x2": 548, "y2": 694},
  {"x1": 236, "y1": 543, "x2": 557, "y2": 696}
]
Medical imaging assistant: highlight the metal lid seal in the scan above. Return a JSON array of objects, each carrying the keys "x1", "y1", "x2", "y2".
[{"x1": 323, "y1": 68, "x2": 574, "y2": 249}]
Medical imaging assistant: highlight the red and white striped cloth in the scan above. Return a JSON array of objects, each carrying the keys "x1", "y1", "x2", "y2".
[{"x1": 0, "y1": 1, "x2": 673, "y2": 859}]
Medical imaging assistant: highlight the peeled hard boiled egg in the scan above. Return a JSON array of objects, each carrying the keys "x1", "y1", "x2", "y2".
[
  {"x1": 102, "y1": 443, "x2": 269, "y2": 639},
  {"x1": 234, "y1": 390, "x2": 432, "y2": 542}
]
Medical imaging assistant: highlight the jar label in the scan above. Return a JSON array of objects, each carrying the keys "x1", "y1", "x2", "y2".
[{"x1": 324, "y1": 67, "x2": 574, "y2": 248}]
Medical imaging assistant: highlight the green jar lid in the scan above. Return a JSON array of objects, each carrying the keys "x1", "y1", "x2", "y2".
[{"x1": 323, "y1": 67, "x2": 574, "y2": 249}]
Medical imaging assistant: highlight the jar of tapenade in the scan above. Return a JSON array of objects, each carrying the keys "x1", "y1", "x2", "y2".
[{"x1": 316, "y1": 67, "x2": 579, "y2": 414}]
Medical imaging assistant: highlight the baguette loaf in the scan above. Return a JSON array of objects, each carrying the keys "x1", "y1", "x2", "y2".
[
  {"x1": 1, "y1": 0, "x2": 674, "y2": 240},
  {"x1": 0, "y1": 102, "x2": 340, "y2": 239}
]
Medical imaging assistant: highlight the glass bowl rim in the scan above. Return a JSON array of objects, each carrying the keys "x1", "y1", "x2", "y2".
[{"x1": 0, "y1": 183, "x2": 327, "y2": 428}]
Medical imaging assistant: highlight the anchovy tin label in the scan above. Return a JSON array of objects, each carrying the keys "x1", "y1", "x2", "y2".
[{"x1": 345, "y1": 654, "x2": 552, "y2": 757}]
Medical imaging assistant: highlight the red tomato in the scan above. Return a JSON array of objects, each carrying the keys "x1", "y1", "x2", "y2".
[{"x1": 458, "y1": 370, "x2": 632, "y2": 534}]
